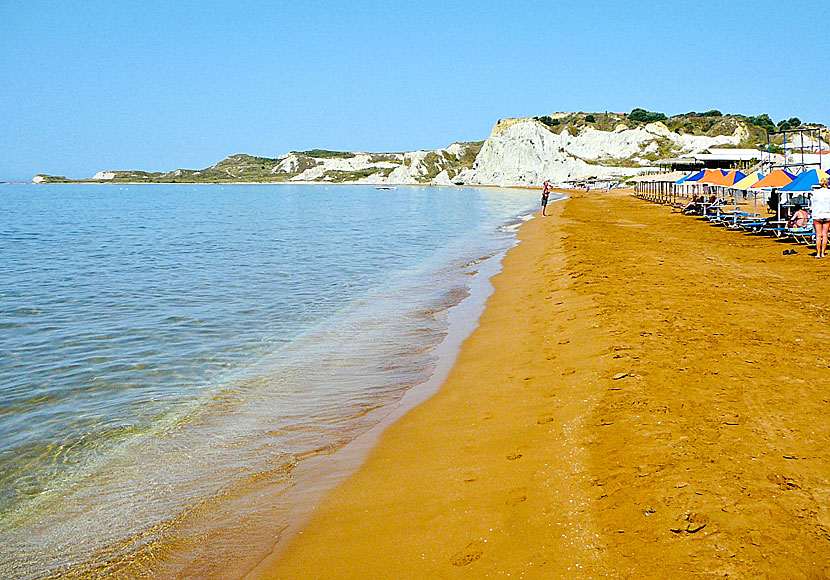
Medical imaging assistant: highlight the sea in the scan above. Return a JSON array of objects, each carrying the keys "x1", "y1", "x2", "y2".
[{"x1": 0, "y1": 182, "x2": 547, "y2": 579}]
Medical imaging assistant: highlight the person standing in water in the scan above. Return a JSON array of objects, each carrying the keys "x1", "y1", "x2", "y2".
[{"x1": 541, "y1": 180, "x2": 551, "y2": 216}]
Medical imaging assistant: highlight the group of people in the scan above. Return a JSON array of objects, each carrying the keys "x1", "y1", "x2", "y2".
[
  {"x1": 677, "y1": 177, "x2": 830, "y2": 259},
  {"x1": 544, "y1": 175, "x2": 830, "y2": 259},
  {"x1": 762, "y1": 177, "x2": 830, "y2": 259},
  {"x1": 679, "y1": 193, "x2": 721, "y2": 215}
]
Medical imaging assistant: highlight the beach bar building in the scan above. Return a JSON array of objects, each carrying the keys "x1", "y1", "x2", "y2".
[{"x1": 656, "y1": 148, "x2": 765, "y2": 172}]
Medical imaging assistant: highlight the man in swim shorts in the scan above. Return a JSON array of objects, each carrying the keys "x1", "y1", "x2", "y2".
[{"x1": 541, "y1": 180, "x2": 551, "y2": 216}]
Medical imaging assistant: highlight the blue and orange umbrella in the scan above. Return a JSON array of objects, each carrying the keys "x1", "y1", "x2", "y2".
[{"x1": 778, "y1": 169, "x2": 829, "y2": 192}]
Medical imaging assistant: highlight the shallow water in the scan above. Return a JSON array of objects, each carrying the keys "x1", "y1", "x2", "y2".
[{"x1": 0, "y1": 183, "x2": 543, "y2": 578}]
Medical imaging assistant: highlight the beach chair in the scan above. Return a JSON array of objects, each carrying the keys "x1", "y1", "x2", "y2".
[
  {"x1": 707, "y1": 209, "x2": 755, "y2": 227},
  {"x1": 727, "y1": 217, "x2": 766, "y2": 231},
  {"x1": 788, "y1": 220, "x2": 815, "y2": 244}
]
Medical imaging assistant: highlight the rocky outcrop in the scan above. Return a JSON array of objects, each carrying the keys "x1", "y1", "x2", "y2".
[
  {"x1": 451, "y1": 118, "x2": 743, "y2": 187},
  {"x1": 270, "y1": 143, "x2": 482, "y2": 185},
  {"x1": 267, "y1": 118, "x2": 744, "y2": 187}
]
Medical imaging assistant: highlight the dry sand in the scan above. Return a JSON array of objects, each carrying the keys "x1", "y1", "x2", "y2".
[{"x1": 250, "y1": 189, "x2": 830, "y2": 579}]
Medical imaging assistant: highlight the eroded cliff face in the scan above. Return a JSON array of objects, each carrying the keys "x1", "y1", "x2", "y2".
[
  {"x1": 272, "y1": 143, "x2": 480, "y2": 185},
  {"x1": 451, "y1": 118, "x2": 742, "y2": 187},
  {"x1": 275, "y1": 118, "x2": 743, "y2": 187}
]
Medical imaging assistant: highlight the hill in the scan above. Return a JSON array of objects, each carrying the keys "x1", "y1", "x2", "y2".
[{"x1": 33, "y1": 109, "x2": 824, "y2": 187}]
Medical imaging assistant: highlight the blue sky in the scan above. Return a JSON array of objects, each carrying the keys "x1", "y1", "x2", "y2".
[{"x1": 2, "y1": 0, "x2": 828, "y2": 181}]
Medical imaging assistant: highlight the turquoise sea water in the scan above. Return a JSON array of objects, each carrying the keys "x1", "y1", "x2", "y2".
[{"x1": 0, "y1": 183, "x2": 542, "y2": 579}]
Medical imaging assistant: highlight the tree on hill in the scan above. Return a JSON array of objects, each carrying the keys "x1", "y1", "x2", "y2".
[
  {"x1": 585, "y1": 114, "x2": 596, "y2": 123},
  {"x1": 537, "y1": 116, "x2": 560, "y2": 127},
  {"x1": 629, "y1": 108, "x2": 667, "y2": 123},
  {"x1": 749, "y1": 114, "x2": 776, "y2": 133}
]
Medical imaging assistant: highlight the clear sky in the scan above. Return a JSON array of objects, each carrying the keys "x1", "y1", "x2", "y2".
[{"x1": 2, "y1": 0, "x2": 828, "y2": 181}]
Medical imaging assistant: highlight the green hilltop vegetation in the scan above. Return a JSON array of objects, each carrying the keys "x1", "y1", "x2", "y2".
[
  {"x1": 33, "y1": 110, "x2": 824, "y2": 183},
  {"x1": 535, "y1": 109, "x2": 817, "y2": 148},
  {"x1": 528, "y1": 109, "x2": 823, "y2": 166}
]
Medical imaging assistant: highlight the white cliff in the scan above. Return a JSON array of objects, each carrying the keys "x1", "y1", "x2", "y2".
[
  {"x1": 279, "y1": 117, "x2": 746, "y2": 188},
  {"x1": 272, "y1": 143, "x2": 479, "y2": 185},
  {"x1": 452, "y1": 118, "x2": 743, "y2": 187}
]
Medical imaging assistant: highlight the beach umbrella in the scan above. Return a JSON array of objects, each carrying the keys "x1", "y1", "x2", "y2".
[
  {"x1": 720, "y1": 170, "x2": 747, "y2": 186},
  {"x1": 749, "y1": 169, "x2": 796, "y2": 189},
  {"x1": 778, "y1": 169, "x2": 830, "y2": 192},
  {"x1": 730, "y1": 172, "x2": 766, "y2": 216},
  {"x1": 732, "y1": 172, "x2": 765, "y2": 190},
  {"x1": 683, "y1": 169, "x2": 720, "y2": 197},
  {"x1": 705, "y1": 171, "x2": 748, "y2": 211},
  {"x1": 675, "y1": 169, "x2": 709, "y2": 199},
  {"x1": 696, "y1": 169, "x2": 729, "y2": 184},
  {"x1": 684, "y1": 169, "x2": 709, "y2": 183},
  {"x1": 674, "y1": 172, "x2": 697, "y2": 184},
  {"x1": 749, "y1": 169, "x2": 796, "y2": 221}
]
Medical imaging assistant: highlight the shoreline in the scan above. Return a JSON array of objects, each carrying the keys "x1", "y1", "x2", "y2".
[
  {"x1": 239, "y1": 224, "x2": 524, "y2": 575},
  {"x1": 251, "y1": 188, "x2": 830, "y2": 578}
]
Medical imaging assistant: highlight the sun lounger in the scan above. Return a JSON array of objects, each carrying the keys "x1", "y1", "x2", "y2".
[
  {"x1": 725, "y1": 217, "x2": 766, "y2": 231},
  {"x1": 785, "y1": 220, "x2": 815, "y2": 244},
  {"x1": 707, "y1": 210, "x2": 755, "y2": 226}
]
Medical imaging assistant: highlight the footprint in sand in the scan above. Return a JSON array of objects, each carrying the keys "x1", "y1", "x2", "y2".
[
  {"x1": 506, "y1": 488, "x2": 527, "y2": 506},
  {"x1": 450, "y1": 541, "x2": 484, "y2": 566}
]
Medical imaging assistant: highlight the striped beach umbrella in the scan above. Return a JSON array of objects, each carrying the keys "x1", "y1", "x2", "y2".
[
  {"x1": 684, "y1": 169, "x2": 712, "y2": 182},
  {"x1": 778, "y1": 169, "x2": 830, "y2": 192},
  {"x1": 749, "y1": 169, "x2": 796, "y2": 189},
  {"x1": 708, "y1": 170, "x2": 747, "y2": 186},
  {"x1": 732, "y1": 172, "x2": 765, "y2": 189},
  {"x1": 696, "y1": 169, "x2": 729, "y2": 184},
  {"x1": 674, "y1": 171, "x2": 697, "y2": 184}
]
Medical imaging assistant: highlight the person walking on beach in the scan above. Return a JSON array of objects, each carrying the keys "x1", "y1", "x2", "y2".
[
  {"x1": 811, "y1": 177, "x2": 830, "y2": 258},
  {"x1": 541, "y1": 180, "x2": 551, "y2": 216}
]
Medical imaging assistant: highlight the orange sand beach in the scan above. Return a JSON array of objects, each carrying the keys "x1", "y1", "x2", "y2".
[{"x1": 249, "y1": 188, "x2": 830, "y2": 579}]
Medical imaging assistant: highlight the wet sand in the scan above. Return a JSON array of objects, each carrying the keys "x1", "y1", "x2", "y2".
[{"x1": 250, "y1": 188, "x2": 830, "y2": 579}]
